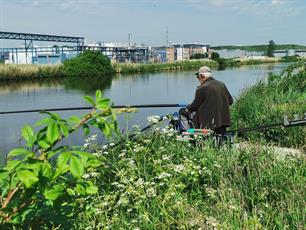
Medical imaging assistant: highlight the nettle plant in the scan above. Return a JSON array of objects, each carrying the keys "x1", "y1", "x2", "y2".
[{"x1": 0, "y1": 90, "x2": 118, "y2": 228}]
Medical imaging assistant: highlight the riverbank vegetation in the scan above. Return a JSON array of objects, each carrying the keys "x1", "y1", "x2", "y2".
[
  {"x1": 1, "y1": 52, "x2": 305, "y2": 79},
  {"x1": 0, "y1": 64, "x2": 305, "y2": 228},
  {"x1": 63, "y1": 50, "x2": 114, "y2": 77},
  {"x1": 231, "y1": 62, "x2": 306, "y2": 149}
]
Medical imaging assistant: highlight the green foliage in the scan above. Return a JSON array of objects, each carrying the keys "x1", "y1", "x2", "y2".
[
  {"x1": 63, "y1": 50, "x2": 114, "y2": 77},
  {"x1": 211, "y1": 52, "x2": 220, "y2": 61},
  {"x1": 267, "y1": 40, "x2": 275, "y2": 57},
  {"x1": 190, "y1": 53, "x2": 208, "y2": 59},
  {"x1": 281, "y1": 55, "x2": 300, "y2": 62},
  {"x1": 217, "y1": 58, "x2": 227, "y2": 70},
  {"x1": 0, "y1": 90, "x2": 118, "y2": 228},
  {"x1": 113, "y1": 60, "x2": 219, "y2": 74},
  {"x1": 76, "y1": 133, "x2": 305, "y2": 229},
  {"x1": 231, "y1": 62, "x2": 306, "y2": 147}
]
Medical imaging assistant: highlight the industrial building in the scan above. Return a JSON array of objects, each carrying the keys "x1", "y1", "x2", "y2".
[{"x1": 0, "y1": 31, "x2": 212, "y2": 65}]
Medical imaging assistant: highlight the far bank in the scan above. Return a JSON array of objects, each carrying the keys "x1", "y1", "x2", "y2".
[{"x1": 0, "y1": 56, "x2": 302, "y2": 80}]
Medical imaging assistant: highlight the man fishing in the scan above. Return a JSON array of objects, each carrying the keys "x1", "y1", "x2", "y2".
[{"x1": 182, "y1": 66, "x2": 233, "y2": 136}]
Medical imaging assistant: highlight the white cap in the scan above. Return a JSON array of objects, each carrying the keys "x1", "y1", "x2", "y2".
[{"x1": 195, "y1": 66, "x2": 212, "y2": 77}]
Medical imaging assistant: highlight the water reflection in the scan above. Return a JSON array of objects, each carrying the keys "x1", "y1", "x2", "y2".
[{"x1": 0, "y1": 75, "x2": 113, "y2": 95}]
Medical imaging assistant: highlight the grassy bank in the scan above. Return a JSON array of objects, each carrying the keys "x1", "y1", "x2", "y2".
[
  {"x1": 231, "y1": 62, "x2": 306, "y2": 149},
  {"x1": 0, "y1": 64, "x2": 64, "y2": 80},
  {"x1": 75, "y1": 133, "x2": 305, "y2": 229},
  {"x1": 113, "y1": 58, "x2": 283, "y2": 74}
]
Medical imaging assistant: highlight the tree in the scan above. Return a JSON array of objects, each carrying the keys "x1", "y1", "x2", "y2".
[
  {"x1": 211, "y1": 52, "x2": 220, "y2": 61},
  {"x1": 267, "y1": 40, "x2": 275, "y2": 57},
  {"x1": 190, "y1": 53, "x2": 208, "y2": 59},
  {"x1": 63, "y1": 50, "x2": 114, "y2": 77}
]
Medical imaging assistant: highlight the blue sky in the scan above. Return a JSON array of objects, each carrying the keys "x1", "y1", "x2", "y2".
[{"x1": 0, "y1": 0, "x2": 305, "y2": 47}]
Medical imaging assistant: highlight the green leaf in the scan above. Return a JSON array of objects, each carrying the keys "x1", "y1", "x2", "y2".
[
  {"x1": 17, "y1": 170, "x2": 39, "y2": 188},
  {"x1": 38, "y1": 139, "x2": 51, "y2": 149},
  {"x1": 0, "y1": 170, "x2": 9, "y2": 182},
  {"x1": 84, "y1": 95, "x2": 95, "y2": 106},
  {"x1": 95, "y1": 90, "x2": 102, "y2": 101},
  {"x1": 57, "y1": 152, "x2": 71, "y2": 170},
  {"x1": 96, "y1": 98, "x2": 110, "y2": 110},
  {"x1": 102, "y1": 122, "x2": 111, "y2": 137},
  {"x1": 42, "y1": 163, "x2": 53, "y2": 179},
  {"x1": 59, "y1": 123, "x2": 69, "y2": 137},
  {"x1": 68, "y1": 115, "x2": 81, "y2": 124},
  {"x1": 82, "y1": 124, "x2": 90, "y2": 136},
  {"x1": 35, "y1": 117, "x2": 53, "y2": 127},
  {"x1": 6, "y1": 160, "x2": 22, "y2": 171},
  {"x1": 8, "y1": 148, "x2": 33, "y2": 158},
  {"x1": 72, "y1": 150, "x2": 95, "y2": 159},
  {"x1": 22, "y1": 161, "x2": 42, "y2": 171},
  {"x1": 86, "y1": 158, "x2": 102, "y2": 168},
  {"x1": 85, "y1": 181, "x2": 98, "y2": 194},
  {"x1": 47, "y1": 123, "x2": 60, "y2": 145},
  {"x1": 21, "y1": 125, "x2": 35, "y2": 147},
  {"x1": 70, "y1": 155, "x2": 84, "y2": 178},
  {"x1": 66, "y1": 188, "x2": 76, "y2": 196},
  {"x1": 44, "y1": 184, "x2": 64, "y2": 200}
]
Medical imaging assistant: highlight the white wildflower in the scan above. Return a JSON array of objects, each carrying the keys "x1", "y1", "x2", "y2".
[
  {"x1": 93, "y1": 150, "x2": 103, "y2": 157},
  {"x1": 147, "y1": 115, "x2": 161, "y2": 124},
  {"x1": 162, "y1": 155, "x2": 171, "y2": 161},
  {"x1": 146, "y1": 187, "x2": 156, "y2": 197},
  {"x1": 206, "y1": 216, "x2": 218, "y2": 227},
  {"x1": 109, "y1": 143, "x2": 115, "y2": 147},
  {"x1": 143, "y1": 139, "x2": 151, "y2": 144},
  {"x1": 157, "y1": 172, "x2": 171, "y2": 180},
  {"x1": 173, "y1": 164, "x2": 185, "y2": 173}
]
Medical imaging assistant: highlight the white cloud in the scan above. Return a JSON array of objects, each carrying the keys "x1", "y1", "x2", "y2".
[{"x1": 271, "y1": 0, "x2": 281, "y2": 6}]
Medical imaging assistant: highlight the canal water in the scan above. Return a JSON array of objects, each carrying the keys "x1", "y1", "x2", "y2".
[{"x1": 0, "y1": 63, "x2": 289, "y2": 161}]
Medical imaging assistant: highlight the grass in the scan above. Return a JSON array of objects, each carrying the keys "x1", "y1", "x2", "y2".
[
  {"x1": 75, "y1": 133, "x2": 305, "y2": 229},
  {"x1": 0, "y1": 64, "x2": 64, "y2": 80},
  {"x1": 231, "y1": 62, "x2": 306, "y2": 149}
]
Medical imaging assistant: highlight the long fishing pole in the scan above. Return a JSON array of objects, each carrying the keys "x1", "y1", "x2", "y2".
[
  {"x1": 228, "y1": 115, "x2": 306, "y2": 134},
  {"x1": 0, "y1": 104, "x2": 187, "y2": 115}
]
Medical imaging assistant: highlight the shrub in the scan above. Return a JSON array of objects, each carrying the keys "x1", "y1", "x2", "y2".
[
  {"x1": 63, "y1": 50, "x2": 114, "y2": 77},
  {"x1": 0, "y1": 90, "x2": 118, "y2": 228},
  {"x1": 211, "y1": 52, "x2": 220, "y2": 61}
]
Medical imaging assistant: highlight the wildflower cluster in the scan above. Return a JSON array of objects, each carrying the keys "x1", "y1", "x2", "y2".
[{"x1": 76, "y1": 129, "x2": 305, "y2": 229}]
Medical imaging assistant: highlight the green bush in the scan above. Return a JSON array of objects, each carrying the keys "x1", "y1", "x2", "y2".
[
  {"x1": 63, "y1": 50, "x2": 114, "y2": 77},
  {"x1": 0, "y1": 90, "x2": 118, "y2": 228},
  {"x1": 211, "y1": 52, "x2": 220, "y2": 61},
  {"x1": 190, "y1": 53, "x2": 208, "y2": 59}
]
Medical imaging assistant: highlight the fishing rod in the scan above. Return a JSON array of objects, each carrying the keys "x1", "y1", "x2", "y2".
[
  {"x1": 0, "y1": 104, "x2": 187, "y2": 115},
  {"x1": 228, "y1": 114, "x2": 306, "y2": 134}
]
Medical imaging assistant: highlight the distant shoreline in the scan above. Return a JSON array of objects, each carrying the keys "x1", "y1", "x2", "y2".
[{"x1": 0, "y1": 57, "x2": 302, "y2": 80}]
